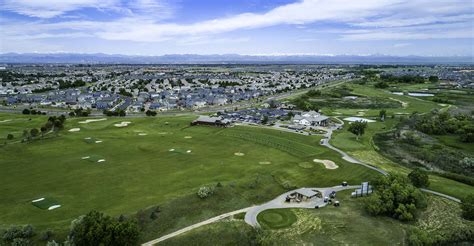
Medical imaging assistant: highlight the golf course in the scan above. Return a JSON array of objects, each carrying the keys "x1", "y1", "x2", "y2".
[{"x1": 0, "y1": 113, "x2": 379, "y2": 238}]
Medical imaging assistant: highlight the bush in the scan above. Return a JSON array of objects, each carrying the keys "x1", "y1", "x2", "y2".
[
  {"x1": 40, "y1": 230, "x2": 54, "y2": 241},
  {"x1": 7, "y1": 134, "x2": 14, "y2": 140},
  {"x1": 197, "y1": 186, "x2": 214, "y2": 199},
  {"x1": 2, "y1": 225, "x2": 34, "y2": 242},
  {"x1": 11, "y1": 238, "x2": 30, "y2": 246},
  {"x1": 408, "y1": 169, "x2": 430, "y2": 188},
  {"x1": 461, "y1": 195, "x2": 474, "y2": 221}
]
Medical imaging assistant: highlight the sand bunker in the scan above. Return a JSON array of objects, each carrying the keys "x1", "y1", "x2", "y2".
[
  {"x1": 356, "y1": 111, "x2": 366, "y2": 116},
  {"x1": 114, "y1": 121, "x2": 131, "y2": 127},
  {"x1": 95, "y1": 140, "x2": 103, "y2": 143},
  {"x1": 186, "y1": 150, "x2": 192, "y2": 153},
  {"x1": 48, "y1": 205, "x2": 61, "y2": 210},
  {"x1": 313, "y1": 159, "x2": 338, "y2": 169},
  {"x1": 138, "y1": 133, "x2": 148, "y2": 136},
  {"x1": 158, "y1": 132, "x2": 171, "y2": 135},
  {"x1": 184, "y1": 136, "x2": 193, "y2": 139},
  {"x1": 68, "y1": 128, "x2": 81, "y2": 132},
  {"x1": 343, "y1": 117, "x2": 376, "y2": 123},
  {"x1": 79, "y1": 118, "x2": 106, "y2": 124},
  {"x1": 32, "y1": 198, "x2": 45, "y2": 202},
  {"x1": 97, "y1": 159, "x2": 106, "y2": 163},
  {"x1": 0, "y1": 119, "x2": 12, "y2": 123},
  {"x1": 259, "y1": 161, "x2": 272, "y2": 165},
  {"x1": 81, "y1": 156, "x2": 90, "y2": 160},
  {"x1": 234, "y1": 152, "x2": 245, "y2": 156},
  {"x1": 169, "y1": 148, "x2": 175, "y2": 152}
]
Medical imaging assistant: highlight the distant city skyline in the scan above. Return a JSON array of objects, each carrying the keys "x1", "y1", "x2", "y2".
[{"x1": 1, "y1": 0, "x2": 473, "y2": 56}]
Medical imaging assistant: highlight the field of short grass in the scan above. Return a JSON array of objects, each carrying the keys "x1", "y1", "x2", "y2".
[{"x1": 0, "y1": 113, "x2": 380, "y2": 241}]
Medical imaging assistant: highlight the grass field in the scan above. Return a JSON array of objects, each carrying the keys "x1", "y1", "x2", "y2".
[{"x1": 0, "y1": 113, "x2": 380, "y2": 239}]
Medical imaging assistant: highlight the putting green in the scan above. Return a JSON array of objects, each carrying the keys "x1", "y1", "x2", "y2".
[{"x1": 257, "y1": 209, "x2": 297, "y2": 229}]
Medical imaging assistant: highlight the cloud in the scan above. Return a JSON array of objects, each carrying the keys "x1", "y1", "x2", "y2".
[{"x1": 2, "y1": 0, "x2": 120, "y2": 18}]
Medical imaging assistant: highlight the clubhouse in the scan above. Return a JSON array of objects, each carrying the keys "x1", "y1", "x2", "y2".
[{"x1": 191, "y1": 115, "x2": 232, "y2": 127}]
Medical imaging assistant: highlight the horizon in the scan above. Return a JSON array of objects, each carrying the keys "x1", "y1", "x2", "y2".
[{"x1": 1, "y1": 0, "x2": 473, "y2": 56}]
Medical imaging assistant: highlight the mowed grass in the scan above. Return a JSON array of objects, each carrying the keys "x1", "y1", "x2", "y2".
[
  {"x1": 257, "y1": 209, "x2": 297, "y2": 229},
  {"x1": 0, "y1": 113, "x2": 380, "y2": 233}
]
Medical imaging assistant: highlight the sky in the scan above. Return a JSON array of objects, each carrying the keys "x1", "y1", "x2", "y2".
[{"x1": 1, "y1": 0, "x2": 473, "y2": 56}]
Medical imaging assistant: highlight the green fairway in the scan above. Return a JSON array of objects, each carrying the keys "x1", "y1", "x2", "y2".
[
  {"x1": 0, "y1": 113, "x2": 380, "y2": 235},
  {"x1": 257, "y1": 209, "x2": 297, "y2": 229}
]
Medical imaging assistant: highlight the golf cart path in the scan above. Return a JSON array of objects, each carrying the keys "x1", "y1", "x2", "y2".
[
  {"x1": 142, "y1": 207, "x2": 252, "y2": 246},
  {"x1": 322, "y1": 118, "x2": 461, "y2": 203}
]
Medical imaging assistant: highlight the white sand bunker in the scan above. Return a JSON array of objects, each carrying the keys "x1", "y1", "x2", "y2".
[
  {"x1": 114, "y1": 121, "x2": 131, "y2": 127},
  {"x1": 79, "y1": 118, "x2": 106, "y2": 124},
  {"x1": 138, "y1": 133, "x2": 148, "y2": 136},
  {"x1": 97, "y1": 159, "x2": 106, "y2": 163},
  {"x1": 313, "y1": 159, "x2": 338, "y2": 169},
  {"x1": 184, "y1": 136, "x2": 193, "y2": 139},
  {"x1": 48, "y1": 205, "x2": 61, "y2": 210},
  {"x1": 32, "y1": 198, "x2": 45, "y2": 202},
  {"x1": 259, "y1": 161, "x2": 271, "y2": 165},
  {"x1": 234, "y1": 152, "x2": 245, "y2": 156},
  {"x1": 356, "y1": 111, "x2": 366, "y2": 116},
  {"x1": 0, "y1": 119, "x2": 12, "y2": 123},
  {"x1": 343, "y1": 117, "x2": 376, "y2": 123},
  {"x1": 95, "y1": 140, "x2": 103, "y2": 143},
  {"x1": 81, "y1": 156, "x2": 90, "y2": 160},
  {"x1": 158, "y1": 132, "x2": 171, "y2": 135},
  {"x1": 187, "y1": 150, "x2": 192, "y2": 153},
  {"x1": 69, "y1": 128, "x2": 81, "y2": 132},
  {"x1": 169, "y1": 148, "x2": 175, "y2": 152}
]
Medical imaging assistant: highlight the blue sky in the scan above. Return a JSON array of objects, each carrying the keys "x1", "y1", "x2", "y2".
[{"x1": 1, "y1": 0, "x2": 473, "y2": 56}]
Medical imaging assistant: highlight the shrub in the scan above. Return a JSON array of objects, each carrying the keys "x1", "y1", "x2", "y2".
[
  {"x1": 408, "y1": 169, "x2": 430, "y2": 188},
  {"x1": 197, "y1": 186, "x2": 214, "y2": 199},
  {"x1": 461, "y1": 195, "x2": 474, "y2": 221},
  {"x1": 7, "y1": 134, "x2": 14, "y2": 140}
]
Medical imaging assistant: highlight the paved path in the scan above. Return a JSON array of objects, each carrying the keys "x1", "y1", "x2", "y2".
[
  {"x1": 141, "y1": 207, "x2": 252, "y2": 246},
  {"x1": 244, "y1": 185, "x2": 360, "y2": 227}
]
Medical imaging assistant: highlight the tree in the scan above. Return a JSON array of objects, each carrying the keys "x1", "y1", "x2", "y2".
[
  {"x1": 69, "y1": 210, "x2": 139, "y2": 246},
  {"x1": 261, "y1": 115, "x2": 269, "y2": 124},
  {"x1": 428, "y1": 76, "x2": 439, "y2": 83},
  {"x1": 348, "y1": 120, "x2": 367, "y2": 140},
  {"x1": 461, "y1": 195, "x2": 474, "y2": 220},
  {"x1": 363, "y1": 173, "x2": 426, "y2": 221},
  {"x1": 7, "y1": 133, "x2": 14, "y2": 140},
  {"x1": 408, "y1": 169, "x2": 430, "y2": 188},
  {"x1": 30, "y1": 128, "x2": 39, "y2": 138},
  {"x1": 379, "y1": 109, "x2": 386, "y2": 121},
  {"x1": 22, "y1": 108, "x2": 30, "y2": 115}
]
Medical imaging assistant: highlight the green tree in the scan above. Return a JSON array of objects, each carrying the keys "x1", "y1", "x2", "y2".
[
  {"x1": 22, "y1": 108, "x2": 30, "y2": 115},
  {"x1": 7, "y1": 133, "x2": 14, "y2": 140},
  {"x1": 428, "y1": 76, "x2": 439, "y2": 83},
  {"x1": 69, "y1": 210, "x2": 139, "y2": 246},
  {"x1": 348, "y1": 120, "x2": 367, "y2": 140},
  {"x1": 30, "y1": 128, "x2": 39, "y2": 138},
  {"x1": 408, "y1": 169, "x2": 430, "y2": 188},
  {"x1": 261, "y1": 115, "x2": 269, "y2": 124},
  {"x1": 461, "y1": 195, "x2": 474, "y2": 220}
]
